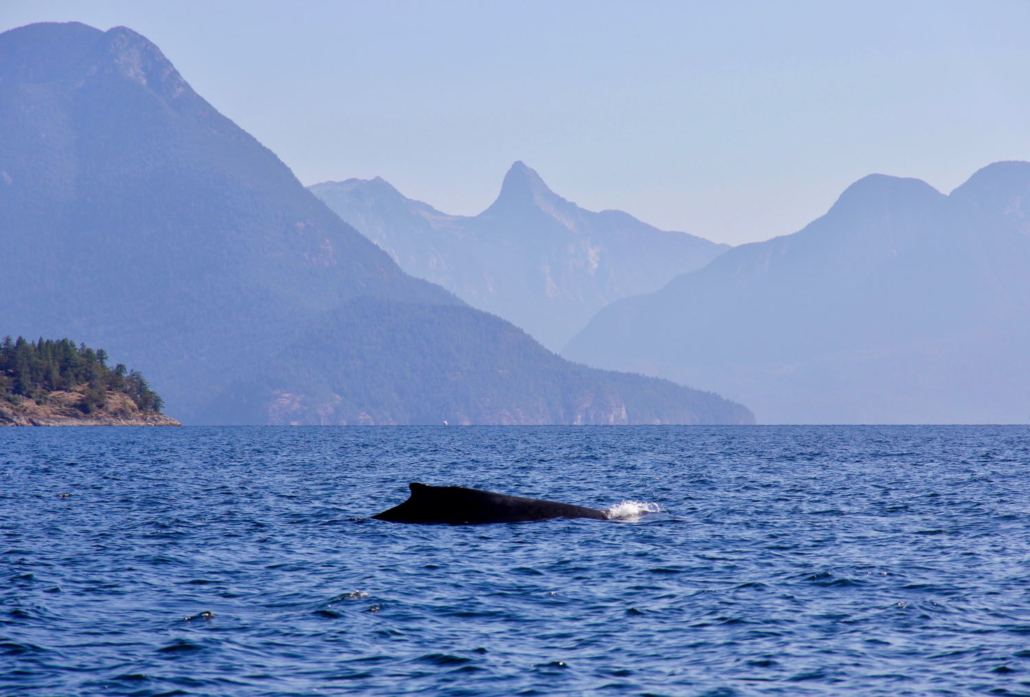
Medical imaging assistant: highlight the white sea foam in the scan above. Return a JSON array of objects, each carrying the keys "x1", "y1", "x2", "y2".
[{"x1": 605, "y1": 500, "x2": 662, "y2": 521}]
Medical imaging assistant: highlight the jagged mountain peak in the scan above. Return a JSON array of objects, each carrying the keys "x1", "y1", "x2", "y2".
[{"x1": 485, "y1": 161, "x2": 568, "y2": 215}]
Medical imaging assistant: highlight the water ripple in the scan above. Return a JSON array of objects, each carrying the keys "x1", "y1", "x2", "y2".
[{"x1": 2, "y1": 425, "x2": 1029, "y2": 695}]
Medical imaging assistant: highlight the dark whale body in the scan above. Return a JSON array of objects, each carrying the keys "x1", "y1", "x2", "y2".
[{"x1": 372, "y1": 483, "x2": 609, "y2": 525}]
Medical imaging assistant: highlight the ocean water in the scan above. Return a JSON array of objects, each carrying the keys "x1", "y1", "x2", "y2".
[{"x1": 2, "y1": 425, "x2": 1030, "y2": 696}]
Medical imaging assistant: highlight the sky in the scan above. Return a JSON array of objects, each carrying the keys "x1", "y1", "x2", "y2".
[{"x1": 3, "y1": 0, "x2": 1029, "y2": 245}]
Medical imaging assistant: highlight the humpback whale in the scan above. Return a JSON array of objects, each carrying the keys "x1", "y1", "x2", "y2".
[{"x1": 372, "y1": 483, "x2": 610, "y2": 525}]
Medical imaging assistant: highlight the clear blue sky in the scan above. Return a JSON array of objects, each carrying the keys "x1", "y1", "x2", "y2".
[{"x1": 4, "y1": 0, "x2": 1029, "y2": 244}]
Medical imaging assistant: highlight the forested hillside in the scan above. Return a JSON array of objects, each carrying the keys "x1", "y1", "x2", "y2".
[
  {"x1": 0, "y1": 336, "x2": 175, "y2": 425},
  {"x1": 205, "y1": 299, "x2": 754, "y2": 425}
]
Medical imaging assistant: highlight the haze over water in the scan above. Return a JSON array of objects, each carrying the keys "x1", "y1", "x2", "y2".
[{"x1": 4, "y1": 426, "x2": 1030, "y2": 696}]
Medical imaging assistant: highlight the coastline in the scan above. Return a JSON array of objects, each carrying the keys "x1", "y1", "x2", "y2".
[{"x1": 0, "y1": 391, "x2": 181, "y2": 427}]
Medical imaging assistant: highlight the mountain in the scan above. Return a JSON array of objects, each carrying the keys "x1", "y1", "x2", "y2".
[
  {"x1": 203, "y1": 298, "x2": 755, "y2": 425},
  {"x1": 310, "y1": 162, "x2": 728, "y2": 350},
  {"x1": 0, "y1": 22, "x2": 751, "y2": 425},
  {"x1": 0, "y1": 21, "x2": 459, "y2": 421},
  {"x1": 563, "y1": 162, "x2": 1030, "y2": 424}
]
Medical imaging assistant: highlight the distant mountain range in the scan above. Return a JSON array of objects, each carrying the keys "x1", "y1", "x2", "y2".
[
  {"x1": 311, "y1": 163, "x2": 727, "y2": 350},
  {"x1": 564, "y1": 163, "x2": 1030, "y2": 424},
  {"x1": 0, "y1": 21, "x2": 753, "y2": 425}
]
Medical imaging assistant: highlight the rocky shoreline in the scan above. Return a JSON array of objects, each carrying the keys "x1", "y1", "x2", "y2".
[{"x1": 0, "y1": 391, "x2": 180, "y2": 427}]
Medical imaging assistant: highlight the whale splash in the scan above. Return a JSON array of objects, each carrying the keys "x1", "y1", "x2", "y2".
[{"x1": 605, "y1": 500, "x2": 662, "y2": 521}]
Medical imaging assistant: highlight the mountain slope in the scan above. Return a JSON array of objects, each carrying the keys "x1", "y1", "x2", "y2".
[
  {"x1": 204, "y1": 298, "x2": 754, "y2": 425},
  {"x1": 310, "y1": 163, "x2": 728, "y2": 350},
  {"x1": 564, "y1": 163, "x2": 1030, "y2": 424},
  {"x1": 0, "y1": 22, "x2": 458, "y2": 421}
]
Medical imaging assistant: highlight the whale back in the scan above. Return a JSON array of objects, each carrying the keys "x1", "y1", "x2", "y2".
[{"x1": 372, "y1": 482, "x2": 609, "y2": 525}]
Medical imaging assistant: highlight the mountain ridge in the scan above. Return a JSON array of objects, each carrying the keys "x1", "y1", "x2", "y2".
[
  {"x1": 1, "y1": 21, "x2": 752, "y2": 426},
  {"x1": 311, "y1": 162, "x2": 729, "y2": 349},
  {"x1": 563, "y1": 162, "x2": 1030, "y2": 424}
]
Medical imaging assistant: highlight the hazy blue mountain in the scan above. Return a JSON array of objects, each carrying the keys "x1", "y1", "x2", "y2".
[
  {"x1": 0, "y1": 22, "x2": 751, "y2": 425},
  {"x1": 204, "y1": 298, "x2": 754, "y2": 425},
  {"x1": 0, "y1": 21, "x2": 459, "y2": 421},
  {"x1": 564, "y1": 162, "x2": 1030, "y2": 424},
  {"x1": 310, "y1": 163, "x2": 728, "y2": 350}
]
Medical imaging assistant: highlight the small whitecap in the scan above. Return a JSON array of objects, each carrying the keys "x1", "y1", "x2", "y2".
[{"x1": 605, "y1": 501, "x2": 662, "y2": 521}]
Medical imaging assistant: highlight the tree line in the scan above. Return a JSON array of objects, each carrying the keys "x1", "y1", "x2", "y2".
[{"x1": 0, "y1": 336, "x2": 164, "y2": 414}]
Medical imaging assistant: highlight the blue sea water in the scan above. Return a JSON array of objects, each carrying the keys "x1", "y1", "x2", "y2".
[{"x1": 2, "y1": 425, "x2": 1030, "y2": 696}]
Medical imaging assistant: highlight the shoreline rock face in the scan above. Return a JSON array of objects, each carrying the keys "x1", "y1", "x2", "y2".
[{"x1": 0, "y1": 391, "x2": 180, "y2": 427}]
